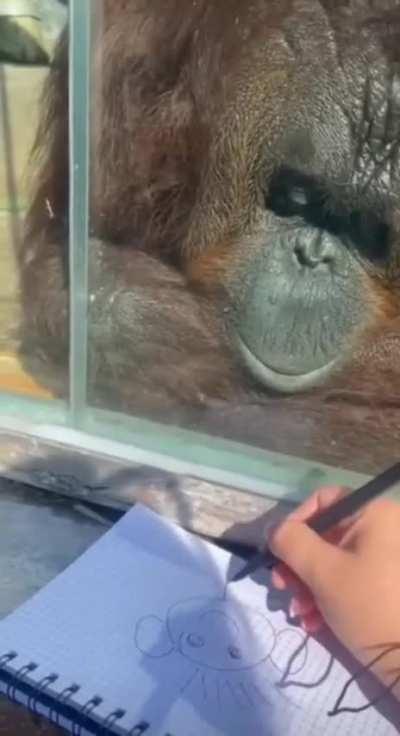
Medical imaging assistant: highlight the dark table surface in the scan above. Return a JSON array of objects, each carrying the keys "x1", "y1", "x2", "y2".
[{"x1": 0, "y1": 478, "x2": 107, "y2": 735}]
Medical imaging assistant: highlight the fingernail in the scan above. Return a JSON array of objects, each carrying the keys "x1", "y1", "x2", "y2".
[{"x1": 289, "y1": 600, "x2": 300, "y2": 618}]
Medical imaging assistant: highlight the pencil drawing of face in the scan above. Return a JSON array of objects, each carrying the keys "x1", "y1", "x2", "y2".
[
  {"x1": 135, "y1": 595, "x2": 307, "y2": 710},
  {"x1": 136, "y1": 596, "x2": 275, "y2": 671},
  {"x1": 173, "y1": 597, "x2": 276, "y2": 670}
]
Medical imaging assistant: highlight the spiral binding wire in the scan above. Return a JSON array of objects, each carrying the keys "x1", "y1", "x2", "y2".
[
  {"x1": 53, "y1": 683, "x2": 80, "y2": 727},
  {"x1": 0, "y1": 651, "x2": 156, "y2": 735},
  {"x1": 6, "y1": 660, "x2": 38, "y2": 703},
  {"x1": 28, "y1": 673, "x2": 59, "y2": 714},
  {"x1": 71, "y1": 695, "x2": 101, "y2": 736}
]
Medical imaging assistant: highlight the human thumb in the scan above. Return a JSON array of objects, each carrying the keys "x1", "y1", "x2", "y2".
[{"x1": 268, "y1": 518, "x2": 343, "y2": 592}]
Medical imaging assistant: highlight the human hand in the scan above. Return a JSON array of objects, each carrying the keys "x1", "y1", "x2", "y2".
[{"x1": 268, "y1": 487, "x2": 400, "y2": 689}]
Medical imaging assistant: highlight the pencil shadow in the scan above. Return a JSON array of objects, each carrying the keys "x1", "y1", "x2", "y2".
[{"x1": 221, "y1": 501, "x2": 293, "y2": 584}]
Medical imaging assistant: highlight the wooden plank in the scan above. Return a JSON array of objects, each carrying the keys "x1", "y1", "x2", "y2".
[
  {"x1": 0, "y1": 699, "x2": 59, "y2": 735},
  {"x1": 0, "y1": 429, "x2": 294, "y2": 547}
]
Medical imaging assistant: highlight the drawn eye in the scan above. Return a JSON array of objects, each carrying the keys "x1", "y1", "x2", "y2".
[
  {"x1": 228, "y1": 645, "x2": 242, "y2": 660},
  {"x1": 186, "y1": 633, "x2": 205, "y2": 648}
]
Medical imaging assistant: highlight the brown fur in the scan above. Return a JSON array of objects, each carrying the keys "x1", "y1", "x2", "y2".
[{"x1": 18, "y1": 0, "x2": 400, "y2": 476}]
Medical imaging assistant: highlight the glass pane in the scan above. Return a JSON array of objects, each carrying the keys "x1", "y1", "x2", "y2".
[
  {"x1": 82, "y1": 2, "x2": 399, "y2": 486},
  {"x1": 0, "y1": 0, "x2": 67, "y2": 407},
  {"x1": 15, "y1": 2, "x2": 400, "y2": 495}
]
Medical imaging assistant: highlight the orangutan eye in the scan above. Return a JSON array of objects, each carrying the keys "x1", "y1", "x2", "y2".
[
  {"x1": 289, "y1": 187, "x2": 309, "y2": 206},
  {"x1": 265, "y1": 169, "x2": 313, "y2": 217}
]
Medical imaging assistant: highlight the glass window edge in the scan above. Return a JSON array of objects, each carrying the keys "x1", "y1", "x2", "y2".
[{"x1": 0, "y1": 402, "x2": 369, "y2": 503}]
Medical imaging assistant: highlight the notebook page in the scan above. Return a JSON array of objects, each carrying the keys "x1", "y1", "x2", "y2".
[{"x1": 0, "y1": 504, "x2": 397, "y2": 736}]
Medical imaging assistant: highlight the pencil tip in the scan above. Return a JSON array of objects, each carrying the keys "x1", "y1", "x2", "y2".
[{"x1": 229, "y1": 568, "x2": 246, "y2": 584}]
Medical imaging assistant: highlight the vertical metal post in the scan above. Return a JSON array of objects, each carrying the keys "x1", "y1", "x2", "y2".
[{"x1": 68, "y1": 0, "x2": 91, "y2": 425}]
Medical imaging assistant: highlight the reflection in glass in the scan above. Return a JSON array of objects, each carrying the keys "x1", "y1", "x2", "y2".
[{"x1": 0, "y1": 1, "x2": 66, "y2": 401}]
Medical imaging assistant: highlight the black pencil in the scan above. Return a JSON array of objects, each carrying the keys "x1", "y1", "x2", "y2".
[{"x1": 230, "y1": 461, "x2": 400, "y2": 583}]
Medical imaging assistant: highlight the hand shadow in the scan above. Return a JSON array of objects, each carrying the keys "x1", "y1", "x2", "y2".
[{"x1": 221, "y1": 500, "x2": 293, "y2": 584}]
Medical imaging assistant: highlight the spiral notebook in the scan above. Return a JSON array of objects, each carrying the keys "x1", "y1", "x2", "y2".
[{"x1": 0, "y1": 504, "x2": 398, "y2": 735}]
